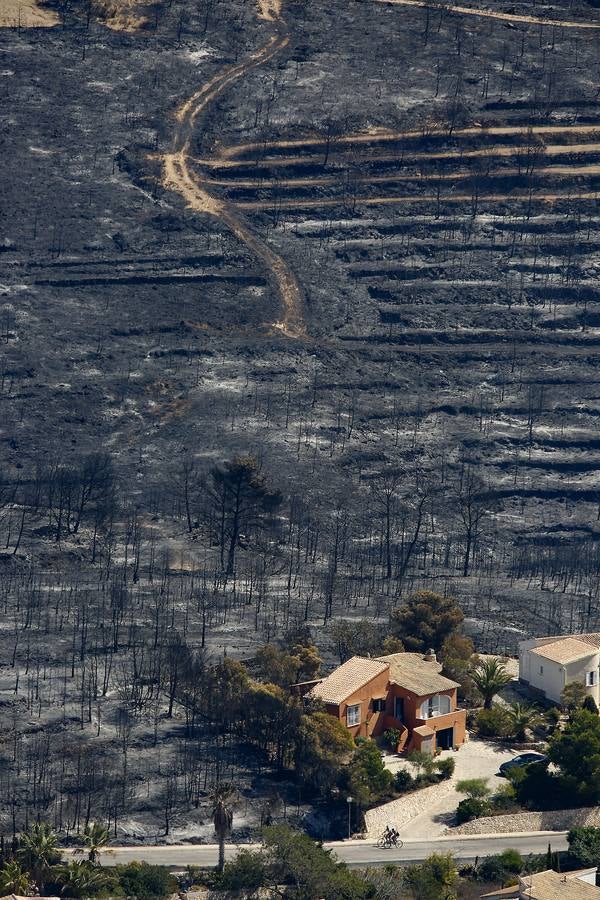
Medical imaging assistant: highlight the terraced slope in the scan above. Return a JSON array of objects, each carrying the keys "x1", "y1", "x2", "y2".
[
  {"x1": 167, "y1": 0, "x2": 600, "y2": 639},
  {"x1": 3, "y1": 0, "x2": 600, "y2": 840},
  {"x1": 3, "y1": 0, "x2": 600, "y2": 650}
]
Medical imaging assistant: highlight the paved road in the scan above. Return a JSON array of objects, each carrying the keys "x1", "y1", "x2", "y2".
[{"x1": 88, "y1": 831, "x2": 568, "y2": 869}]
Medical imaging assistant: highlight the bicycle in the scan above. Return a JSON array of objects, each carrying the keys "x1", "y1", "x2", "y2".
[{"x1": 376, "y1": 831, "x2": 404, "y2": 849}]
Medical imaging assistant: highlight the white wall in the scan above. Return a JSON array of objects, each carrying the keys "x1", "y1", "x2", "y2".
[
  {"x1": 519, "y1": 638, "x2": 560, "y2": 685},
  {"x1": 519, "y1": 640, "x2": 600, "y2": 704},
  {"x1": 575, "y1": 868, "x2": 599, "y2": 886},
  {"x1": 565, "y1": 653, "x2": 600, "y2": 706},
  {"x1": 525, "y1": 654, "x2": 566, "y2": 704}
]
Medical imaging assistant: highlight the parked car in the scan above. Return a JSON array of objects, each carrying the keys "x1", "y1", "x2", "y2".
[{"x1": 498, "y1": 752, "x2": 548, "y2": 776}]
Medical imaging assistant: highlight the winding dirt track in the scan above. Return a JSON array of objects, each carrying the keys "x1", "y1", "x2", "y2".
[
  {"x1": 162, "y1": 25, "x2": 306, "y2": 338},
  {"x1": 374, "y1": 0, "x2": 600, "y2": 29},
  {"x1": 161, "y1": 1, "x2": 600, "y2": 335}
]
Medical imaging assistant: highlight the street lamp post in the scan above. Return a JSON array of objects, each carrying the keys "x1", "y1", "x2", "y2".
[{"x1": 346, "y1": 796, "x2": 353, "y2": 840}]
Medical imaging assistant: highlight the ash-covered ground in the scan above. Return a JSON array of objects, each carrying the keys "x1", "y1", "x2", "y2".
[{"x1": 1, "y1": 0, "x2": 600, "y2": 838}]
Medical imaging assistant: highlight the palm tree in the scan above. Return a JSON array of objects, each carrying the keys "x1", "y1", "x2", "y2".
[
  {"x1": 74, "y1": 822, "x2": 110, "y2": 864},
  {"x1": 211, "y1": 783, "x2": 237, "y2": 873},
  {"x1": 0, "y1": 859, "x2": 34, "y2": 896},
  {"x1": 17, "y1": 822, "x2": 62, "y2": 895},
  {"x1": 507, "y1": 702, "x2": 544, "y2": 741},
  {"x1": 56, "y1": 860, "x2": 109, "y2": 898},
  {"x1": 470, "y1": 658, "x2": 513, "y2": 709}
]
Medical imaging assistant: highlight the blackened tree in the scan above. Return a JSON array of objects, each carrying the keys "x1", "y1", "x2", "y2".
[{"x1": 208, "y1": 456, "x2": 282, "y2": 574}]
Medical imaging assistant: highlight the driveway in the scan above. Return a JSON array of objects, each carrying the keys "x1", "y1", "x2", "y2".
[{"x1": 374, "y1": 737, "x2": 517, "y2": 838}]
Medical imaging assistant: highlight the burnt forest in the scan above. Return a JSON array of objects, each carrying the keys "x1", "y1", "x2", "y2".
[{"x1": 1, "y1": 0, "x2": 600, "y2": 842}]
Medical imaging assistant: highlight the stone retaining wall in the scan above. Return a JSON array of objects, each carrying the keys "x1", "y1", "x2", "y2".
[
  {"x1": 448, "y1": 807, "x2": 600, "y2": 835},
  {"x1": 364, "y1": 782, "x2": 455, "y2": 835}
]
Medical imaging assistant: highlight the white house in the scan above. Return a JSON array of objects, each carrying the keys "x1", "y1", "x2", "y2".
[
  {"x1": 481, "y1": 867, "x2": 600, "y2": 899},
  {"x1": 518, "y1": 633, "x2": 600, "y2": 706}
]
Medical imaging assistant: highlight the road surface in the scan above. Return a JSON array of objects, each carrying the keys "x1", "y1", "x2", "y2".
[{"x1": 86, "y1": 831, "x2": 568, "y2": 869}]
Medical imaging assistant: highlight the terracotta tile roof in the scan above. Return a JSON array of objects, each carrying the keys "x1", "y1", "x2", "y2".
[
  {"x1": 520, "y1": 870, "x2": 600, "y2": 899},
  {"x1": 309, "y1": 656, "x2": 388, "y2": 704},
  {"x1": 479, "y1": 887, "x2": 519, "y2": 899},
  {"x1": 377, "y1": 652, "x2": 460, "y2": 695},
  {"x1": 530, "y1": 637, "x2": 598, "y2": 664},
  {"x1": 529, "y1": 633, "x2": 600, "y2": 650},
  {"x1": 413, "y1": 724, "x2": 434, "y2": 737},
  {"x1": 578, "y1": 633, "x2": 600, "y2": 649}
]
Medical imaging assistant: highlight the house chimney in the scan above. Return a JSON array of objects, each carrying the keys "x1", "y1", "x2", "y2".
[{"x1": 424, "y1": 648, "x2": 436, "y2": 662}]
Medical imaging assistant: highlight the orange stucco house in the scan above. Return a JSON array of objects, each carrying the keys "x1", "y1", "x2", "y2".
[{"x1": 305, "y1": 651, "x2": 467, "y2": 755}]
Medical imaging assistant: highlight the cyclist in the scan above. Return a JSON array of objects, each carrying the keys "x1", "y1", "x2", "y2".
[{"x1": 380, "y1": 825, "x2": 393, "y2": 846}]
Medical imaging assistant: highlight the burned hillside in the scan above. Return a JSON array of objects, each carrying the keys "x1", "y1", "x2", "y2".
[{"x1": 1, "y1": 0, "x2": 600, "y2": 835}]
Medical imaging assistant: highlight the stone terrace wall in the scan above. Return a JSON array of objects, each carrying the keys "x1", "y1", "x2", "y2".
[
  {"x1": 364, "y1": 782, "x2": 455, "y2": 835},
  {"x1": 449, "y1": 807, "x2": 600, "y2": 835}
]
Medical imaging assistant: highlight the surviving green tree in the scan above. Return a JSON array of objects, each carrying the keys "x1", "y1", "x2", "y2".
[
  {"x1": 550, "y1": 709, "x2": 600, "y2": 802},
  {"x1": 470, "y1": 658, "x2": 513, "y2": 709},
  {"x1": 390, "y1": 590, "x2": 464, "y2": 653}
]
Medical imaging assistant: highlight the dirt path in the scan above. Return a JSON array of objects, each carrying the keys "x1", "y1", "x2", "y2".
[
  {"x1": 235, "y1": 189, "x2": 600, "y2": 210},
  {"x1": 214, "y1": 124, "x2": 600, "y2": 162},
  {"x1": 0, "y1": 0, "x2": 59, "y2": 27},
  {"x1": 161, "y1": 2, "x2": 598, "y2": 333},
  {"x1": 206, "y1": 162, "x2": 600, "y2": 190},
  {"x1": 161, "y1": 21, "x2": 306, "y2": 338},
  {"x1": 374, "y1": 0, "x2": 600, "y2": 29},
  {"x1": 257, "y1": 0, "x2": 282, "y2": 22},
  {"x1": 196, "y1": 142, "x2": 600, "y2": 171}
]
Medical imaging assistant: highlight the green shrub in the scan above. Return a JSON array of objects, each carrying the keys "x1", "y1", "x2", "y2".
[
  {"x1": 505, "y1": 765, "x2": 527, "y2": 787},
  {"x1": 568, "y1": 827, "x2": 600, "y2": 867},
  {"x1": 498, "y1": 848, "x2": 524, "y2": 874},
  {"x1": 114, "y1": 862, "x2": 178, "y2": 900},
  {"x1": 545, "y1": 707, "x2": 562, "y2": 733},
  {"x1": 490, "y1": 782, "x2": 517, "y2": 811},
  {"x1": 395, "y1": 769, "x2": 414, "y2": 792},
  {"x1": 476, "y1": 705, "x2": 512, "y2": 738},
  {"x1": 456, "y1": 778, "x2": 490, "y2": 800},
  {"x1": 583, "y1": 695, "x2": 599, "y2": 715},
  {"x1": 458, "y1": 863, "x2": 478, "y2": 878},
  {"x1": 404, "y1": 852, "x2": 459, "y2": 899},
  {"x1": 478, "y1": 849, "x2": 523, "y2": 883},
  {"x1": 510, "y1": 763, "x2": 574, "y2": 810},
  {"x1": 550, "y1": 709, "x2": 600, "y2": 803},
  {"x1": 347, "y1": 739, "x2": 394, "y2": 804},
  {"x1": 436, "y1": 757, "x2": 456, "y2": 780},
  {"x1": 407, "y1": 749, "x2": 437, "y2": 778},
  {"x1": 218, "y1": 850, "x2": 268, "y2": 892},
  {"x1": 383, "y1": 728, "x2": 401, "y2": 749},
  {"x1": 478, "y1": 855, "x2": 506, "y2": 882},
  {"x1": 456, "y1": 797, "x2": 488, "y2": 824}
]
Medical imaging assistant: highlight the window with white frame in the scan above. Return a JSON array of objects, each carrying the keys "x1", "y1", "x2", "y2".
[
  {"x1": 419, "y1": 694, "x2": 451, "y2": 719},
  {"x1": 586, "y1": 671, "x2": 598, "y2": 687},
  {"x1": 346, "y1": 704, "x2": 360, "y2": 727}
]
